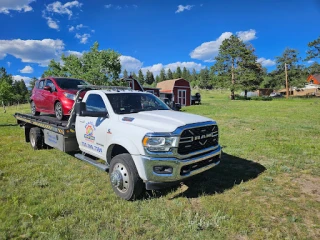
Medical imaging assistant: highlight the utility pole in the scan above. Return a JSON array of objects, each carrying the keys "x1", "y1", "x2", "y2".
[{"x1": 285, "y1": 63, "x2": 289, "y2": 99}]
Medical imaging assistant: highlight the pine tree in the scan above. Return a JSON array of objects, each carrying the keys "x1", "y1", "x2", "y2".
[
  {"x1": 123, "y1": 69, "x2": 128, "y2": 78},
  {"x1": 306, "y1": 36, "x2": 320, "y2": 61},
  {"x1": 167, "y1": 69, "x2": 173, "y2": 79},
  {"x1": 174, "y1": 66, "x2": 182, "y2": 78},
  {"x1": 155, "y1": 75, "x2": 160, "y2": 83},
  {"x1": 138, "y1": 69, "x2": 145, "y2": 85},
  {"x1": 213, "y1": 35, "x2": 261, "y2": 99},
  {"x1": 131, "y1": 72, "x2": 138, "y2": 79},
  {"x1": 159, "y1": 68, "x2": 166, "y2": 81},
  {"x1": 145, "y1": 70, "x2": 155, "y2": 85},
  {"x1": 182, "y1": 67, "x2": 191, "y2": 81}
]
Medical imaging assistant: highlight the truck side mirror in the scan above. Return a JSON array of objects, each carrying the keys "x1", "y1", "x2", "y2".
[{"x1": 75, "y1": 102, "x2": 86, "y2": 116}]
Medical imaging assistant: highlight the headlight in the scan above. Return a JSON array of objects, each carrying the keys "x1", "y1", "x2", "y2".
[
  {"x1": 142, "y1": 136, "x2": 179, "y2": 152},
  {"x1": 63, "y1": 92, "x2": 76, "y2": 100}
]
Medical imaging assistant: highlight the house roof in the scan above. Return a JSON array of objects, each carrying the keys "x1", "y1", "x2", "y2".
[
  {"x1": 311, "y1": 73, "x2": 320, "y2": 81},
  {"x1": 156, "y1": 78, "x2": 188, "y2": 90}
]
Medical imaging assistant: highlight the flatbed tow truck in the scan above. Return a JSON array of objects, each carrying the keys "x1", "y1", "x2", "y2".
[{"x1": 14, "y1": 86, "x2": 221, "y2": 200}]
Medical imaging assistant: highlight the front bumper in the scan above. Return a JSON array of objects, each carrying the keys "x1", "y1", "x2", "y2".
[{"x1": 141, "y1": 145, "x2": 221, "y2": 184}]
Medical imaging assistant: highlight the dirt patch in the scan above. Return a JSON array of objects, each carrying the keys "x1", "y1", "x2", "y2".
[{"x1": 295, "y1": 175, "x2": 320, "y2": 202}]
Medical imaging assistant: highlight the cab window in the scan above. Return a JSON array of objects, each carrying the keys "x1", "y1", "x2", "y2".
[{"x1": 86, "y1": 94, "x2": 107, "y2": 112}]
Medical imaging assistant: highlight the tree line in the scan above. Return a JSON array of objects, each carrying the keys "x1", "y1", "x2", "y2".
[
  {"x1": 124, "y1": 35, "x2": 320, "y2": 99},
  {"x1": 0, "y1": 35, "x2": 319, "y2": 108},
  {"x1": 0, "y1": 67, "x2": 31, "y2": 111}
]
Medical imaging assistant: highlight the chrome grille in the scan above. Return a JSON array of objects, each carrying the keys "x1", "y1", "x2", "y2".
[{"x1": 178, "y1": 125, "x2": 218, "y2": 155}]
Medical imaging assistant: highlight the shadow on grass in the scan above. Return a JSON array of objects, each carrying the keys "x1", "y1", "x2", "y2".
[
  {"x1": 0, "y1": 123, "x2": 18, "y2": 127},
  {"x1": 143, "y1": 152, "x2": 266, "y2": 199}
]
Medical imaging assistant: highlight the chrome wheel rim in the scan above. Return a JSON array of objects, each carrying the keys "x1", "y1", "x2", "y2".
[
  {"x1": 111, "y1": 163, "x2": 129, "y2": 193},
  {"x1": 31, "y1": 102, "x2": 36, "y2": 115},
  {"x1": 55, "y1": 103, "x2": 62, "y2": 119}
]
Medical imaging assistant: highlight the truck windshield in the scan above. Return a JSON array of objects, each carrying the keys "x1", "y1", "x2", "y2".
[
  {"x1": 54, "y1": 78, "x2": 90, "y2": 90},
  {"x1": 106, "y1": 93, "x2": 170, "y2": 114}
]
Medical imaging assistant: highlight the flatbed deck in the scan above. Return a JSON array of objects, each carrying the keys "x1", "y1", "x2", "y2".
[{"x1": 14, "y1": 113, "x2": 75, "y2": 136}]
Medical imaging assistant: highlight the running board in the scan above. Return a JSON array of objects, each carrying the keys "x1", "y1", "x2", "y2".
[{"x1": 74, "y1": 153, "x2": 109, "y2": 171}]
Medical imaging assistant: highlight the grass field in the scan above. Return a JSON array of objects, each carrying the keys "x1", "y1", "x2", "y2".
[{"x1": 1, "y1": 91, "x2": 320, "y2": 239}]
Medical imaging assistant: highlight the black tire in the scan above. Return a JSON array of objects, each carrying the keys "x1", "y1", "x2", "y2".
[
  {"x1": 55, "y1": 102, "x2": 64, "y2": 121},
  {"x1": 29, "y1": 127, "x2": 43, "y2": 150},
  {"x1": 31, "y1": 101, "x2": 40, "y2": 116},
  {"x1": 109, "y1": 153, "x2": 144, "y2": 200}
]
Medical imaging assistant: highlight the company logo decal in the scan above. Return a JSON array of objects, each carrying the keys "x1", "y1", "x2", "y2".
[{"x1": 84, "y1": 122, "x2": 96, "y2": 142}]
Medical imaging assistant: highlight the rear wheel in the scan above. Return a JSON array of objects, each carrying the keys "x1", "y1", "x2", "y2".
[
  {"x1": 109, "y1": 154, "x2": 144, "y2": 200},
  {"x1": 31, "y1": 101, "x2": 40, "y2": 116},
  {"x1": 29, "y1": 127, "x2": 43, "y2": 150},
  {"x1": 55, "y1": 102, "x2": 63, "y2": 120}
]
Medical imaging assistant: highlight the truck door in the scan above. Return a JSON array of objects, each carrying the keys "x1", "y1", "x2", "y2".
[{"x1": 75, "y1": 93, "x2": 110, "y2": 159}]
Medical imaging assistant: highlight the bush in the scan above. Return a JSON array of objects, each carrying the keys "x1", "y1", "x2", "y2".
[
  {"x1": 234, "y1": 95, "x2": 251, "y2": 100},
  {"x1": 251, "y1": 96, "x2": 273, "y2": 101}
]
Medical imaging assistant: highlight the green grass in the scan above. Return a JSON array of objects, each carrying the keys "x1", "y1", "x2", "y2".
[{"x1": 1, "y1": 91, "x2": 320, "y2": 239}]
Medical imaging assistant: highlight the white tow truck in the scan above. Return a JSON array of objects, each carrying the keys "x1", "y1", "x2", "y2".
[{"x1": 14, "y1": 86, "x2": 221, "y2": 200}]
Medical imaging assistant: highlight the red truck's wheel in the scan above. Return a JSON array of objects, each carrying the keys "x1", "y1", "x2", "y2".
[{"x1": 110, "y1": 153, "x2": 144, "y2": 200}]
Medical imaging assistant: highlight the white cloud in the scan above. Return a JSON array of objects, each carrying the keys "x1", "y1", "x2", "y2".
[
  {"x1": 142, "y1": 61, "x2": 204, "y2": 76},
  {"x1": 75, "y1": 33, "x2": 90, "y2": 44},
  {"x1": 0, "y1": 39, "x2": 65, "y2": 66},
  {"x1": 69, "y1": 26, "x2": 75, "y2": 32},
  {"x1": 0, "y1": 0, "x2": 35, "y2": 14},
  {"x1": 115, "y1": 5, "x2": 122, "y2": 10},
  {"x1": 190, "y1": 32, "x2": 232, "y2": 62},
  {"x1": 46, "y1": 1, "x2": 82, "y2": 19},
  {"x1": 13, "y1": 75, "x2": 32, "y2": 87},
  {"x1": 257, "y1": 58, "x2": 276, "y2": 67},
  {"x1": 236, "y1": 29, "x2": 257, "y2": 42},
  {"x1": 7, "y1": 62, "x2": 11, "y2": 67},
  {"x1": 45, "y1": 16, "x2": 59, "y2": 30},
  {"x1": 307, "y1": 60, "x2": 314, "y2": 64},
  {"x1": 76, "y1": 23, "x2": 86, "y2": 29},
  {"x1": 20, "y1": 65, "x2": 34, "y2": 73},
  {"x1": 190, "y1": 29, "x2": 258, "y2": 62},
  {"x1": 175, "y1": 5, "x2": 194, "y2": 13},
  {"x1": 133, "y1": 4, "x2": 138, "y2": 8},
  {"x1": 64, "y1": 50, "x2": 83, "y2": 58},
  {"x1": 105, "y1": 4, "x2": 112, "y2": 9},
  {"x1": 120, "y1": 55, "x2": 204, "y2": 76},
  {"x1": 119, "y1": 55, "x2": 143, "y2": 73}
]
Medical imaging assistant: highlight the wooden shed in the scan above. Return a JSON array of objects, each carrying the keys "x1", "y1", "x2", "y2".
[
  {"x1": 143, "y1": 87, "x2": 160, "y2": 97},
  {"x1": 156, "y1": 78, "x2": 191, "y2": 106},
  {"x1": 307, "y1": 73, "x2": 320, "y2": 85}
]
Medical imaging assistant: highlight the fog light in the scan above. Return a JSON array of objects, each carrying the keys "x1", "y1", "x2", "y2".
[{"x1": 153, "y1": 166, "x2": 173, "y2": 174}]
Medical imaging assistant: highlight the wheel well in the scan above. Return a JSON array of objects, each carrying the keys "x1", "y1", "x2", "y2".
[{"x1": 107, "y1": 144, "x2": 129, "y2": 164}]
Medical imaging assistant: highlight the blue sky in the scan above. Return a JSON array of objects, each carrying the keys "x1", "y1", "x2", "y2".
[{"x1": 0, "y1": 0, "x2": 319, "y2": 86}]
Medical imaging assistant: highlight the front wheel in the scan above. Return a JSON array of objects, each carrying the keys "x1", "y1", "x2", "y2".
[
  {"x1": 109, "y1": 154, "x2": 144, "y2": 200},
  {"x1": 55, "y1": 102, "x2": 64, "y2": 120}
]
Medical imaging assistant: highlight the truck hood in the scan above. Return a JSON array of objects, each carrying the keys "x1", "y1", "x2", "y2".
[{"x1": 118, "y1": 110, "x2": 214, "y2": 132}]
